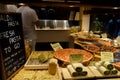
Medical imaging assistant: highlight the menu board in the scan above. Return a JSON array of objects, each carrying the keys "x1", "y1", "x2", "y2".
[{"x1": 0, "y1": 13, "x2": 26, "y2": 80}]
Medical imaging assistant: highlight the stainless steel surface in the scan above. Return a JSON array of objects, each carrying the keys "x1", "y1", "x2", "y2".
[{"x1": 36, "y1": 20, "x2": 69, "y2": 30}]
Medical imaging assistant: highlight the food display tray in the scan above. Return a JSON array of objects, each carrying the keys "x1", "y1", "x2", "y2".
[
  {"x1": 61, "y1": 67, "x2": 94, "y2": 80},
  {"x1": 61, "y1": 66, "x2": 120, "y2": 80},
  {"x1": 11, "y1": 66, "x2": 62, "y2": 80},
  {"x1": 24, "y1": 51, "x2": 54, "y2": 69},
  {"x1": 89, "y1": 66, "x2": 120, "y2": 78}
]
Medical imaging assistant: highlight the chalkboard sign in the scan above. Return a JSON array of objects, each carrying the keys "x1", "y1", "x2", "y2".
[{"x1": 0, "y1": 13, "x2": 26, "y2": 80}]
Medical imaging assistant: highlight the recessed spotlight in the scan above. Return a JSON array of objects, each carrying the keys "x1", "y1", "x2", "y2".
[
  {"x1": 18, "y1": 3, "x2": 25, "y2": 6},
  {"x1": 69, "y1": 5, "x2": 74, "y2": 7},
  {"x1": 113, "y1": 7, "x2": 119, "y2": 9}
]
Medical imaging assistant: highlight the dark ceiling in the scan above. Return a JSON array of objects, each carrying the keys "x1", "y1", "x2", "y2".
[
  {"x1": 80, "y1": 0, "x2": 120, "y2": 6},
  {"x1": 66, "y1": 0, "x2": 120, "y2": 7},
  {"x1": 1, "y1": 0, "x2": 120, "y2": 7}
]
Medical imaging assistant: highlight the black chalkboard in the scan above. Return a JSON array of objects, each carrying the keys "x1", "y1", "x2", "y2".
[{"x1": 0, "y1": 13, "x2": 26, "y2": 80}]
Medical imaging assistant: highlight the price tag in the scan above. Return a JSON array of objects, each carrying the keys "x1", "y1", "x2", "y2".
[
  {"x1": 69, "y1": 54, "x2": 83, "y2": 63},
  {"x1": 50, "y1": 43, "x2": 63, "y2": 51},
  {"x1": 101, "y1": 52, "x2": 114, "y2": 62},
  {"x1": 101, "y1": 33, "x2": 107, "y2": 38}
]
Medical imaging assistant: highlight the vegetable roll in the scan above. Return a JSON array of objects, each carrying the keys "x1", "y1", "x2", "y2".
[
  {"x1": 67, "y1": 65, "x2": 79, "y2": 77},
  {"x1": 98, "y1": 66, "x2": 110, "y2": 75},
  {"x1": 72, "y1": 63, "x2": 83, "y2": 72},
  {"x1": 78, "y1": 71, "x2": 88, "y2": 76},
  {"x1": 103, "y1": 61, "x2": 114, "y2": 70},
  {"x1": 111, "y1": 68, "x2": 118, "y2": 75}
]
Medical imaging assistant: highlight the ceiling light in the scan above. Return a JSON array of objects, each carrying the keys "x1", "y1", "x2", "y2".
[{"x1": 113, "y1": 7, "x2": 119, "y2": 9}]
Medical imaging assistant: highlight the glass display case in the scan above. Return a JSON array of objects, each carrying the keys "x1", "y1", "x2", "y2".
[{"x1": 35, "y1": 20, "x2": 70, "y2": 30}]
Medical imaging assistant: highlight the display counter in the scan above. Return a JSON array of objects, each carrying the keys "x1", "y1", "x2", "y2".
[
  {"x1": 10, "y1": 50, "x2": 120, "y2": 80},
  {"x1": 34, "y1": 20, "x2": 74, "y2": 49},
  {"x1": 10, "y1": 31, "x2": 120, "y2": 80},
  {"x1": 35, "y1": 29, "x2": 74, "y2": 48}
]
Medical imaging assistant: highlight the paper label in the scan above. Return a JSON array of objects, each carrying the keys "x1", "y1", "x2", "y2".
[
  {"x1": 69, "y1": 54, "x2": 83, "y2": 63},
  {"x1": 50, "y1": 43, "x2": 63, "y2": 51},
  {"x1": 101, "y1": 52, "x2": 114, "y2": 62}
]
